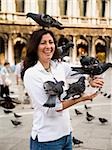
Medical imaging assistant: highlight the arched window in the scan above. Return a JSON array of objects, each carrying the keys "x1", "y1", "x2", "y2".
[{"x1": 15, "y1": 0, "x2": 24, "y2": 13}]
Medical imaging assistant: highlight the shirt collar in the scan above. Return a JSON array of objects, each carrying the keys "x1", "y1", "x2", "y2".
[{"x1": 35, "y1": 60, "x2": 59, "y2": 72}]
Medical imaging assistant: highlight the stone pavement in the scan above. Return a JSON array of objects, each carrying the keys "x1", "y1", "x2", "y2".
[{"x1": 0, "y1": 69, "x2": 112, "y2": 150}]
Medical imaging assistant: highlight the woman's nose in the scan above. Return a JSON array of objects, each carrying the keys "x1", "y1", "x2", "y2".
[{"x1": 45, "y1": 42, "x2": 51, "y2": 48}]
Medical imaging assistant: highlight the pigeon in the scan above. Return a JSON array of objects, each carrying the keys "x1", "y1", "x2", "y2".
[
  {"x1": 86, "y1": 112, "x2": 95, "y2": 118},
  {"x1": 13, "y1": 112, "x2": 22, "y2": 118},
  {"x1": 43, "y1": 95, "x2": 57, "y2": 108},
  {"x1": 58, "y1": 41, "x2": 74, "y2": 58},
  {"x1": 11, "y1": 120, "x2": 22, "y2": 127},
  {"x1": 63, "y1": 76, "x2": 86, "y2": 100},
  {"x1": 72, "y1": 136, "x2": 83, "y2": 146},
  {"x1": 0, "y1": 96, "x2": 20, "y2": 109},
  {"x1": 26, "y1": 12, "x2": 64, "y2": 29},
  {"x1": 86, "y1": 116, "x2": 95, "y2": 122},
  {"x1": 71, "y1": 62, "x2": 112, "y2": 77},
  {"x1": 80, "y1": 55, "x2": 99, "y2": 67},
  {"x1": 98, "y1": 117, "x2": 108, "y2": 124},
  {"x1": 107, "y1": 94, "x2": 111, "y2": 99},
  {"x1": 103, "y1": 93, "x2": 107, "y2": 97},
  {"x1": 86, "y1": 112, "x2": 95, "y2": 122},
  {"x1": 43, "y1": 79, "x2": 64, "y2": 107},
  {"x1": 74, "y1": 109, "x2": 83, "y2": 115},
  {"x1": 84, "y1": 104, "x2": 91, "y2": 110},
  {"x1": 3, "y1": 109, "x2": 12, "y2": 114},
  {"x1": 3, "y1": 109, "x2": 13, "y2": 114}
]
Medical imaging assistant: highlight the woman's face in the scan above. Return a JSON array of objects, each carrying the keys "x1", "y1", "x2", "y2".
[{"x1": 37, "y1": 33, "x2": 55, "y2": 64}]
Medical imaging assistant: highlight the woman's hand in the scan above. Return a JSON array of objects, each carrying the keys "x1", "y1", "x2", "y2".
[
  {"x1": 89, "y1": 77, "x2": 104, "y2": 88},
  {"x1": 79, "y1": 92, "x2": 98, "y2": 102}
]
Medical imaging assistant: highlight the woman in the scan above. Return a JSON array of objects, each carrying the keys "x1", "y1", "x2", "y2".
[{"x1": 23, "y1": 29, "x2": 104, "y2": 150}]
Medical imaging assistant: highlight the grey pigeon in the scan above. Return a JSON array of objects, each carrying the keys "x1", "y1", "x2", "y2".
[
  {"x1": 58, "y1": 41, "x2": 74, "y2": 58},
  {"x1": 26, "y1": 12, "x2": 64, "y2": 29},
  {"x1": 43, "y1": 79, "x2": 64, "y2": 107},
  {"x1": 63, "y1": 76, "x2": 86, "y2": 100},
  {"x1": 80, "y1": 55, "x2": 99, "y2": 67}
]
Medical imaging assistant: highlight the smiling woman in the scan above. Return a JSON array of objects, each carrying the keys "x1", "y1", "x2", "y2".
[{"x1": 23, "y1": 29, "x2": 104, "y2": 150}]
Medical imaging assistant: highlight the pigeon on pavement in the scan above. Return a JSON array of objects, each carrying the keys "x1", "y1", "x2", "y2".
[
  {"x1": 98, "y1": 117, "x2": 108, "y2": 124},
  {"x1": 11, "y1": 120, "x2": 22, "y2": 127},
  {"x1": 72, "y1": 136, "x2": 83, "y2": 146}
]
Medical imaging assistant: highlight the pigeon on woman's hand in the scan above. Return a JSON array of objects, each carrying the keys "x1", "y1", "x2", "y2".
[
  {"x1": 43, "y1": 79, "x2": 64, "y2": 107},
  {"x1": 71, "y1": 62, "x2": 112, "y2": 77},
  {"x1": 80, "y1": 55, "x2": 99, "y2": 67},
  {"x1": 63, "y1": 76, "x2": 86, "y2": 100}
]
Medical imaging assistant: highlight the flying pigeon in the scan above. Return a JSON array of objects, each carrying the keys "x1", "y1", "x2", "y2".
[{"x1": 26, "y1": 12, "x2": 64, "y2": 29}]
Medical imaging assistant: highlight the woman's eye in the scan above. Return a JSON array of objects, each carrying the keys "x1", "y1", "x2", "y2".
[{"x1": 49, "y1": 41, "x2": 54, "y2": 44}]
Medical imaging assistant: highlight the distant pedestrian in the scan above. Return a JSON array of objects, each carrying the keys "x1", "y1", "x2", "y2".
[{"x1": 0, "y1": 62, "x2": 12, "y2": 97}]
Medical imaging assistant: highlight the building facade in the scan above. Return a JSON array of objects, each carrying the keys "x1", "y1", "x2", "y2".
[{"x1": 0, "y1": 0, "x2": 112, "y2": 65}]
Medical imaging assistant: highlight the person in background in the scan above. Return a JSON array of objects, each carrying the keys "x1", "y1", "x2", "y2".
[
  {"x1": 15, "y1": 59, "x2": 24, "y2": 85},
  {"x1": 0, "y1": 62, "x2": 12, "y2": 97},
  {"x1": 23, "y1": 29, "x2": 104, "y2": 150}
]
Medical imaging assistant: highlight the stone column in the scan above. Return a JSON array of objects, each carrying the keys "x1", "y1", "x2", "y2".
[
  {"x1": 71, "y1": 36, "x2": 77, "y2": 64},
  {"x1": 7, "y1": 34, "x2": 14, "y2": 65},
  {"x1": 109, "y1": 0, "x2": 112, "y2": 25},
  {"x1": 25, "y1": 0, "x2": 39, "y2": 13},
  {"x1": 1, "y1": 0, "x2": 7, "y2": 12},
  {"x1": 90, "y1": 0, "x2": 97, "y2": 25},
  {"x1": 46, "y1": 0, "x2": 59, "y2": 16},
  {"x1": 6, "y1": 0, "x2": 15, "y2": 12},
  {"x1": 91, "y1": 36, "x2": 96, "y2": 57},
  {"x1": 109, "y1": 38, "x2": 112, "y2": 63},
  {"x1": 67, "y1": 0, "x2": 78, "y2": 17}
]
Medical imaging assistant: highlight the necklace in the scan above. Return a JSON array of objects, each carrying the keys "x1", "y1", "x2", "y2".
[{"x1": 45, "y1": 66, "x2": 51, "y2": 72}]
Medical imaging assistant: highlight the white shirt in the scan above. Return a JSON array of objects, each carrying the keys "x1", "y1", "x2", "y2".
[{"x1": 24, "y1": 60, "x2": 80, "y2": 142}]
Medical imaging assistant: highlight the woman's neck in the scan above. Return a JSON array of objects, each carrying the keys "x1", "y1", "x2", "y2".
[{"x1": 40, "y1": 61, "x2": 51, "y2": 71}]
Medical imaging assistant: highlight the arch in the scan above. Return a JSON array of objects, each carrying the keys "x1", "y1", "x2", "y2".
[
  {"x1": 95, "y1": 38, "x2": 106, "y2": 62},
  {"x1": 13, "y1": 37, "x2": 27, "y2": 64},
  {"x1": 0, "y1": 36, "x2": 5, "y2": 64},
  {"x1": 76, "y1": 37, "x2": 88, "y2": 56}
]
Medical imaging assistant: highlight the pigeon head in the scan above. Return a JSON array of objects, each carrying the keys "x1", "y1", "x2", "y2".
[{"x1": 26, "y1": 12, "x2": 32, "y2": 18}]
